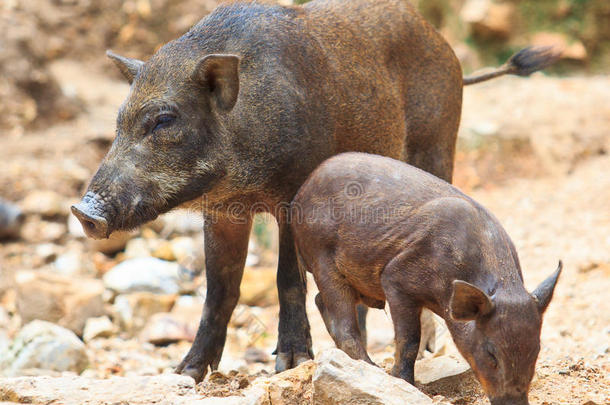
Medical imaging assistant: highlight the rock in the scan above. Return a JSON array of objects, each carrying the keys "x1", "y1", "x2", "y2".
[
  {"x1": 415, "y1": 354, "x2": 471, "y2": 385},
  {"x1": 244, "y1": 347, "x2": 270, "y2": 364},
  {"x1": 155, "y1": 210, "x2": 204, "y2": 236},
  {"x1": 139, "y1": 312, "x2": 195, "y2": 345},
  {"x1": 138, "y1": 295, "x2": 205, "y2": 345},
  {"x1": 250, "y1": 360, "x2": 315, "y2": 405},
  {"x1": 52, "y1": 251, "x2": 83, "y2": 276},
  {"x1": 82, "y1": 316, "x2": 115, "y2": 343},
  {"x1": 169, "y1": 236, "x2": 199, "y2": 264},
  {"x1": 0, "y1": 373, "x2": 226, "y2": 404},
  {"x1": 20, "y1": 219, "x2": 67, "y2": 243},
  {"x1": 0, "y1": 329, "x2": 9, "y2": 356},
  {"x1": 172, "y1": 295, "x2": 204, "y2": 316},
  {"x1": 88, "y1": 231, "x2": 133, "y2": 255},
  {"x1": 103, "y1": 257, "x2": 189, "y2": 295},
  {"x1": 421, "y1": 311, "x2": 453, "y2": 357},
  {"x1": 470, "y1": 121, "x2": 500, "y2": 137},
  {"x1": 20, "y1": 190, "x2": 67, "y2": 218},
  {"x1": 15, "y1": 270, "x2": 105, "y2": 336},
  {"x1": 152, "y1": 241, "x2": 176, "y2": 261},
  {"x1": 531, "y1": 32, "x2": 587, "y2": 61},
  {"x1": 123, "y1": 237, "x2": 152, "y2": 258},
  {"x1": 240, "y1": 266, "x2": 278, "y2": 307},
  {"x1": 34, "y1": 243, "x2": 60, "y2": 263},
  {"x1": 0, "y1": 199, "x2": 24, "y2": 239},
  {"x1": 461, "y1": 0, "x2": 515, "y2": 39},
  {"x1": 313, "y1": 348, "x2": 433, "y2": 405},
  {"x1": 0, "y1": 320, "x2": 88, "y2": 376},
  {"x1": 112, "y1": 292, "x2": 176, "y2": 333}
]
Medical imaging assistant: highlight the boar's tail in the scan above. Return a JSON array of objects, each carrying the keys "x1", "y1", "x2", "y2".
[{"x1": 463, "y1": 46, "x2": 561, "y2": 86}]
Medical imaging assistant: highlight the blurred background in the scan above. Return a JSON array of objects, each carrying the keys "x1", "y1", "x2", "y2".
[{"x1": 0, "y1": 1, "x2": 608, "y2": 404}]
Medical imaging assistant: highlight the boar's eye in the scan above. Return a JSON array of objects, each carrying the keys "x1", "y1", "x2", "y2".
[
  {"x1": 152, "y1": 114, "x2": 176, "y2": 133},
  {"x1": 485, "y1": 343, "x2": 498, "y2": 369}
]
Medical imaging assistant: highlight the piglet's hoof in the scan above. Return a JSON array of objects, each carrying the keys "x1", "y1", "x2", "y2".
[{"x1": 275, "y1": 351, "x2": 313, "y2": 373}]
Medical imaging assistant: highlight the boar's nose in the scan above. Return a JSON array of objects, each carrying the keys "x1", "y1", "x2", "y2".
[{"x1": 71, "y1": 204, "x2": 109, "y2": 239}]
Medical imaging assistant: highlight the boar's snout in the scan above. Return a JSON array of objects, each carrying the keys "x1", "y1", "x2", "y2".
[{"x1": 71, "y1": 202, "x2": 109, "y2": 240}]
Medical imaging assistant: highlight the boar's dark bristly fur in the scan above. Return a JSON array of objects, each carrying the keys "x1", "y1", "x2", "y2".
[
  {"x1": 72, "y1": 0, "x2": 559, "y2": 383},
  {"x1": 291, "y1": 152, "x2": 561, "y2": 405}
]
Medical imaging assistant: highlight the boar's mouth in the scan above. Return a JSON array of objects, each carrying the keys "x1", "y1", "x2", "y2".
[{"x1": 71, "y1": 189, "x2": 180, "y2": 239}]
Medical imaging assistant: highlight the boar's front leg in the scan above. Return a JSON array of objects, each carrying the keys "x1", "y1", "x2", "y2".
[
  {"x1": 176, "y1": 215, "x2": 252, "y2": 382},
  {"x1": 274, "y1": 223, "x2": 313, "y2": 372}
]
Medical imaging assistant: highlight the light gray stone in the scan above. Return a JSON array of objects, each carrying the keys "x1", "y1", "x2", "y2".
[
  {"x1": 313, "y1": 348, "x2": 433, "y2": 405},
  {"x1": 20, "y1": 190, "x2": 67, "y2": 218},
  {"x1": 103, "y1": 257, "x2": 186, "y2": 294},
  {"x1": 0, "y1": 320, "x2": 88, "y2": 376},
  {"x1": 15, "y1": 270, "x2": 105, "y2": 336},
  {"x1": 0, "y1": 373, "x2": 268, "y2": 405},
  {"x1": 415, "y1": 354, "x2": 471, "y2": 385},
  {"x1": 112, "y1": 292, "x2": 176, "y2": 333},
  {"x1": 82, "y1": 316, "x2": 115, "y2": 342}
]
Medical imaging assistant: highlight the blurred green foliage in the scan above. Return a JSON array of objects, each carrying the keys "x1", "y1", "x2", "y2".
[
  {"x1": 292, "y1": 0, "x2": 610, "y2": 73},
  {"x1": 253, "y1": 215, "x2": 273, "y2": 250}
]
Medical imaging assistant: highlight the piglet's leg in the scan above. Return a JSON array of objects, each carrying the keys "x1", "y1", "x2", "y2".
[
  {"x1": 381, "y1": 269, "x2": 421, "y2": 385},
  {"x1": 313, "y1": 272, "x2": 373, "y2": 364},
  {"x1": 356, "y1": 304, "x2": 368, "y2": 349},
  {"x1": 381, "y1": 258, "x2": 422, "y2": 384},
  {"x1": 387, "y1": 300, "x2": 421, "y2": 385}
]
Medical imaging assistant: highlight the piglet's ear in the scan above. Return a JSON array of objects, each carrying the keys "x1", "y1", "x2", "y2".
[
  {"x1": 532, "y1": 261, "x2": 562, "y2": 314},
  {"x1": 193, "y1": 54, "x2": 240, "y2": 112},
  {"x1": 450, "y1": 280, "x2": 495, "y2": 321},
  {"x1": 106, "y1": 50, "x2": 144, "y2": 84}
]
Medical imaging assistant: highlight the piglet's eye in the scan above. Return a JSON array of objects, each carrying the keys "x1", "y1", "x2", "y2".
[{"x1": 152, "y1": 114, "x2": 176, "y2": 133}]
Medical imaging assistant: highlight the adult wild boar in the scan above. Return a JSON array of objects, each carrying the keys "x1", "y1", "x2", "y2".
[
  {"x1": 291, "y1": 152, "x2": 561, "y2": 405},
  {"x1": 71, "y1": 0, "x2": 558, "y2": 382}
]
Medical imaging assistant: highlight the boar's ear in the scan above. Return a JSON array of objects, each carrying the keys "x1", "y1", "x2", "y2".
[
  {"x1": 450, "y1": 280, "x2": 495, "y2": 321},
  {"x1": 532, "y1": 260, "x2": 562, "y2": 314},
  {"x1": 193, "y1": 54, "x2": 240, "y2": 112},
  {"x1": 106, "y1": 50, "x2": 144, "y2": 84}
]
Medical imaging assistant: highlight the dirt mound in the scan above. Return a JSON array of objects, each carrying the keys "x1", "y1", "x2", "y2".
[{"x1": 0, "y1": 0, "x2": 221, "y2": 132}]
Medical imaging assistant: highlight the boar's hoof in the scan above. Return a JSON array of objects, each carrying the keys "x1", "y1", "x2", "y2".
[
  {"x1": 178, "y1": 365, "x2": 206, "y2": 383},
  {"x1": 175, "y1": 360, "x2": 207, "y2": 384},
  {"x1": 275, "y1": 351, "x2": 313, "y2": 373}
]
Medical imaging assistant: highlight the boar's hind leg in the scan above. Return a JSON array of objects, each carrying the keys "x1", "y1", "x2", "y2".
[
  {"x1": 176, "y1": 216, "x2": 252, "y2": 383},
  {"x1": 403, "y1": 64, "x2": 462, "y2": 184},
  {"x1": 275, "y1": 223, "x2": 314, "y2": 372}
]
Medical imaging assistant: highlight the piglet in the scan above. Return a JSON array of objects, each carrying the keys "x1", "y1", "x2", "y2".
[{"x1": 291, "y1": 152, "x2": 561, "y2": 405}]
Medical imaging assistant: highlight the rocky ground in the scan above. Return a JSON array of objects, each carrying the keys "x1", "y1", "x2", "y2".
[
  {"x1": 0, "y1": 62, "x2": 608, "y2": 403},
  {"x1": 1, "y1": 3, "x2": 609, "y2": 401}
]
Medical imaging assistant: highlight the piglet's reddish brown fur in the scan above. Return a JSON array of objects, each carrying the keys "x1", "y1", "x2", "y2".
[{"x1": 292, "y1": 152, "x2": 561, "y2": 405}]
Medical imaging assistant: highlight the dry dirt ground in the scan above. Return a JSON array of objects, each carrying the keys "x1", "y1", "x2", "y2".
[{"x1": 0, "y1": 59, "x2": 608, "y2": 404}]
